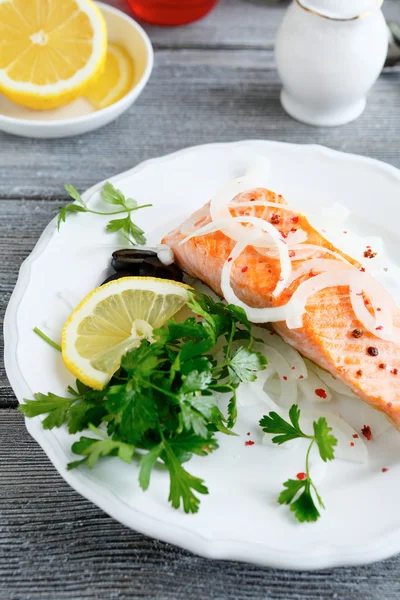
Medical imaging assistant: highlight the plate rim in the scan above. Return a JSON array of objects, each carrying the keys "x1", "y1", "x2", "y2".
[{"x1": 5, "y1": 139, "x2": 400, "y2": 570}]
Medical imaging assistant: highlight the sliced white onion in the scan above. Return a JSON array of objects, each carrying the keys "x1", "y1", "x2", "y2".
[
  {"x1": 304, "y1": 358, "x2": 355, "y2": 397},
  {"x1": 221, "y1": 235, "x2": 299, "y2": 323},
  {"x1": 286, "y1": 229, "x2": 308, "y2": 245},
  {"x1": 210, "y1": 176, "x2": 270, "y2": 240},
  {"x1": 336, "y1": 395, "x2": 394, "y2": 439},
  {"x1": 301, "y1": 410, "x2": 369, "y2": 464},
  {"x1": 286, "y1": 271, "x2": 398, "y2": 337},
  {"x1": 287, "y1": 258, "x2": 355, "y2": 285},
  {"x1": 298, "y1": 371, "x2": 332, "y2": 403},
  {"x1": 230, "y1": 199, "x2": 306, "y2": 215},
  {"x1": 255, "y1": 344, "x2": 298, "y2": 407},
  {"x1": 288, "y1": 244, "x2": 352, "y2": 264},
  {"x1": 180, "y1": 203, "x2": 210, "y2": 236},
  {"x1": 254, "y1": 327, "x2": 308, "y2": 380},
  {"x1": 349, "y1": 283, "x2": 400, "y2": 343}
]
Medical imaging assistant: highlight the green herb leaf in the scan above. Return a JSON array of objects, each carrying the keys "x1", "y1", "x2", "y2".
[
  {"x1": 19, "y1": 393, "x2": 75, "y2": 429},
  {"x1": 259, "y1": 404, "x2": 307, "y2": 445},
  {"x1": 26, "y1": 293, "x2": 270, "y2": 514},
  {"x1": 278, "y1": 478, "x2": 306, "y2": 505},
  {"x1": 68, "y1": 435, "x2": 134, "y2": 470},
  {"x1": 64, "y1": 184, "x2": 86, "y2": 206},
  {"x1": 105, "y1": 217, "x2": 128, "y2": 232},
  {"x1": 138, "y1": 444, "x2": 163, "y2": 491},
  {"x1": 313, "y1": 417, "x2": 337, "y2": 462},
  {"x1": 261, "y1": 405, "x2": 337, "y2": 523},
  {"x1": 102, "y1": 182, "x2": 127, "y2": 206},
  {"x1": 289, "y1": 481, "x2": 321, "y2": 523},
  {"x1": 57, "y1": 182, "x2": 151, "y2": 245},
  {"x1": 57, "y1": 203, "x2": 87, "y2": 230},
  {"x1": 228, "y1": 347, "x2": 267, "y2": 384},
  {"x1": 226, "y1": 391, "x2": 238, "y2": 429},
  {"x1": 163, "y1": 439, "x2": 208, "y2": 514}
]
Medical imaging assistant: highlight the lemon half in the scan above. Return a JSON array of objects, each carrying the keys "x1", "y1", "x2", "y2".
[
  {"x1": 0, "y1": 0, "x2": 107, "y2": 110},
  {"x1": 62, "y1": 277, "x2": 191, "y2": 390}
]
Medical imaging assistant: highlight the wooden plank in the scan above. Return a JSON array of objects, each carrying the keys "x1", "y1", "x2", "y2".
[
  {"x1": 104, "y1": 0, "x2": 400, "y2": 49},
  {"x1": 1, "y1": 51, "x2": 399, "y2": 198},
  {"x1": 1, "y1": 409, "x2": 400, "y2": 600}
]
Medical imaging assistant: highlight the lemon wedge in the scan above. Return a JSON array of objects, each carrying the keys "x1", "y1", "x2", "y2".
[
  {"x1": 0, "y1": 0, "x2": 107, "y2": 110},
  {"x1": 62, "y1": 277, "x2": 191, "y2": 390},
  {"x1": 85, "y1": 43, "x2": 134, "y2": 110}
]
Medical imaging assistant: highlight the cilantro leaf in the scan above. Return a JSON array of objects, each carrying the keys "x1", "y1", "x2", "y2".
[
  {"x1": 19, "y1": 393, "x2": 75, "y2": 429},
  {"x1": 313, "y1": 417, "x2": 337, "y2": 462},
  {"x1": 228, "y1": 347, "x2": 267, "y2": 384},
  {"x1": 104, "y1": 382, "x2": 158, "y2": 445},
  {"x1": 139, "y1": 444, "x2": 163, "y2": 491},
  {"x1": 57, "y1": 203, "x2": 86, "y2": 230},
  {"x1": 278, "y1": 478, "x2": 306, "y2": 505},
  {"x1": 28, "y1": 293, "x2": 274, "y2": 515},
  {"x1": 227, "y1": 390, "x2": 238, "y2": 429},
  {"x1": 262, "y1": 405, "x2": 337, "y2": 523},
  {"x1": 278, "y1": 479, "x2": 321, "y2": 523},
  {"x1": 68, "y1": 433, "x2": 134, "y2": 470},
  {"x1": 168, "y1": 432, "x2": 219, "y2": 462},
  {"x1": 289, "y1": 482, "x2": 321, "y2": 523},
  {"x1": 259, "y1": 404, "x2": 307, "y2": 444},
  {"x1": 163, "y1": 439, "x2": 208, "y2": 513},
  {"x1": 105, "y1": 217, "x2": 128, "y2": 232},
  {"x1": 64, "y1": 184, "x2": 86, "y2": 206},
  {"x1": 102, "y1": 182, "x2": 127, "y2": 206},
  {"x1": 67, "y1": 401, "x2": 107, "y2": 434},
  {"x1": 57, "y1": 182, "x2": 150, "y2": 245},
  {"x1": 181, "y1": 370, "x2": 212, "y2": 393}
]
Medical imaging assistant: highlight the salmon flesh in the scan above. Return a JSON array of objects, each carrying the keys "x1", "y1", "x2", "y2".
[{"x1": 162, "y1": 188, "x2": 400, "y2": 426}]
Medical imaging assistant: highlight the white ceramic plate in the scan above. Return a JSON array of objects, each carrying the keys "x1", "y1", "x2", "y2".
[
  {"x1": 0, "y1": 3, "x2": 153, "y2": 139},
  {"x1": 5, "y1": 141, "x2": 400, "y2": 570}
]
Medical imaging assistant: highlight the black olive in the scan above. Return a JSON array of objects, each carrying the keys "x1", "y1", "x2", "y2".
[
  {"x1": 112, "y1": 248, "x2": 158, "y2": 272},
  {"x1": 102, "y1": 249, "x2": 184, "y2": 286}
]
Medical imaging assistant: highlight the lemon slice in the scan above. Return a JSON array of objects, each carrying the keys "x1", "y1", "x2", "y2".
[
  {"x1": 62, "y1": 277, "x2": 191, "y2": 390},
  {"x1": 0, "y1": 0, "x2": 107, "y2": 110},
  {"x1": 85, "y1": 43, "x2": 134, "y2": 110}
]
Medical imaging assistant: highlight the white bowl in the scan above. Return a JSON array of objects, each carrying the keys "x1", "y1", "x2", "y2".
[{"x1": 0, "y1": 2, "x2": 154, "y2": 139}]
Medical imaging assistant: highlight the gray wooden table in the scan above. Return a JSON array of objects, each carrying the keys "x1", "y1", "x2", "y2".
[{"x1": 2, "y1": 1, "x2": 400, "y2": 598}]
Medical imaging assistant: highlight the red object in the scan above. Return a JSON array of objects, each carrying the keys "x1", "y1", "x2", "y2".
[
  {"x1": 297, "y1": 472, "x2": 306, "y2": 480},
  {"x1": 350, "y1": 442, "x2": 355, "y2": 447},
  {"x1": 245, "y1": 440, "x2": 255, "y2": 446},
  {"x1": 382, "y1": 468, "x2": 389, "y2": 473},
  {"x1": 361, "y1": 425, "x2": 372, "y2": 441},
  {"x1": 241, "y1": 266, "x2": 248, "y2": 273},
  {"x1": 314, "y1": 388, "x2": 327, "y2": 399},
  {"x1": 127, "y1": 0, "x2": 219, "y2": 26}
]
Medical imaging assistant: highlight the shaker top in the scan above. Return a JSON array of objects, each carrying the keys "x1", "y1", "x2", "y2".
[{"x1": 298, "y1": 0, "x2": 382, "y2": 20}]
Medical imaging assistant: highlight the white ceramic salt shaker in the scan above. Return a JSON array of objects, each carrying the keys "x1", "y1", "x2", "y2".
[{"x1": 275, "y1": 0, "x2": 389, "y2": 126}]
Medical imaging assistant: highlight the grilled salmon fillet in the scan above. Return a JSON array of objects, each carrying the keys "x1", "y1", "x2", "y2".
[{"x1": 162, "y1": 188, "x2": 400, "y2": 426}]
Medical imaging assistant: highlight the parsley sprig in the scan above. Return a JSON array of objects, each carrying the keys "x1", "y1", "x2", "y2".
[
  {"x1": 260, "y1": 405, "x2": 337, "y2": 522},
  {"x1": 57, "y1": 182, "x2": 152, "y2": 245},
  {"x1": 20, "y1": 294, "x2": 267, "y2": 513}
]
